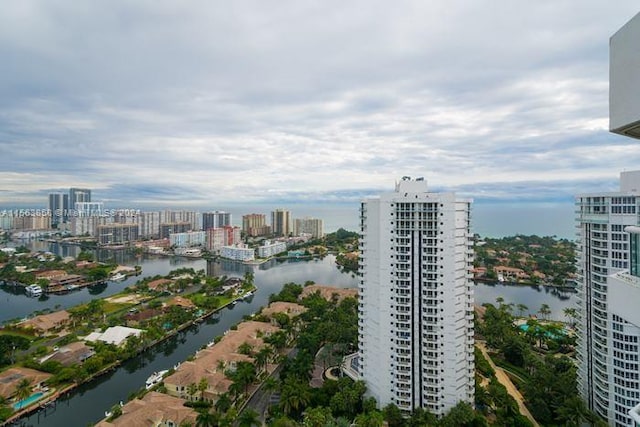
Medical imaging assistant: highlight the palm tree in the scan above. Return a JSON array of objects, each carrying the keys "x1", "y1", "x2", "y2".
[
  {"x1": 280, "y1": 378, "x2": 311, "y2": 416},
  {"x1": 187, "y1": 382, "x2": 198, "y2": 401},
  {"x1": 233, "y1": 362, "x2": 257, "y2": 395},
  {"x1": 237, "y1": 342, "x2": 253, "y2": 356},
  {"x1": 516, "y1": 303, "x2": 528, "y2": 318},
  {"x1": 228, "y1": 381, "x2": 244, "y2": 403},
  {"x1": 214, "y1": 393, "x2": 232, "y2": 414},
  {"x1": 195, "y1": 409, "x2": 219, "y2": 427},
  {"x1": 555, "y1": 395, "x2": 586, "y2": 426},
  {"x1": 237, "y1": 409, "x2": 260, "y2": 427},
  {"x1": 563, "y1": 307, "x2": 577, "y2": 327},
  {"x1": 87, "y1": 298, "x2": 106, "y2": 321},
  {"x1": 254, "y1": 347, "x2": 271, "y2": 374},
  {"x1": 14, "y1": 378, "x2": 32, "y2": 409},
  {"x1": 243, "y1": 271, "x2": 254, "y2": 287},
  {"x1": 538, "y1": 303, "x2": 551, "y2": 320},
  {"x1": 198, "y1": 377, "x2": 208, "y2": 401}
]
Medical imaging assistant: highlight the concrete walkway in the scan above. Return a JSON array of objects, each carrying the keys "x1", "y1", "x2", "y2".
[{"x1": 476, "y1": 341, "x2": 539, "y2": 427}]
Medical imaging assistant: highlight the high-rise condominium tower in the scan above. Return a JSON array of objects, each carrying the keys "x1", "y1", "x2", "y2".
[
  {"x1": 271, "y1": 209, "x2": 292, "y2": 237},
  {"x1": 357, "y1": 177, "x2": 474, "y2": 415},
  {"x1": 576, "y1": 12, "x2": 640, "y2": 426},
  {"x1": 576, "y1": 172, "x2": 640, "y2": 427},
  {"x1": 202, "y1": 211, "x2": 231, "y2": 231},
  {"x1": 69, "y1": 188, "x2": 91, "y2": 210},
  {"x1": 48, "y1": 193, "x2": 68, "y2": 225}
]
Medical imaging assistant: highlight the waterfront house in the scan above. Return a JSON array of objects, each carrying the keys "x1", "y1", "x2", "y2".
[
  {"x1": 19, "y1": 310, "x2": 70, "y2": 336},
  {"x1": 34, "y1": 270, "x2": 67, "y2": 280},
  {"x1": 299, "y1": 285, "x2": 358, "y2": 302},
  {"x1": 39, "y1": 342, "x2": 95, "y2": 367},
  {"x1": 164, "y1": 321, "x2": 280, "y2": 403},
  {"x1": 494, "y1": 266, "x2": 530, "y2": 282},
  {"x1": 261, "y1": 301, "x2": 307, "y2": 321},
  {"x1": 0, "y1": 367, "x2": 51, "y2": 400},
  {"x1": 146, "y1": 278, "x2": 173, "y2": 293},
  {"x1": 124, "y1": 308, "x2": 162, "y2": 326},
  {"x1": 165, "y1": 296, "x2": 196, "y2": 310},
  {"x1": 84, "y1": 326, "x2": 144, "y2": 347},
  {"x1": 95, "y1": 392, "x2": 197, "y2": 427}
]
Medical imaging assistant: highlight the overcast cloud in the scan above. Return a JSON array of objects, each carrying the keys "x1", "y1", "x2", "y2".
[{"x1": 1, "y1": 1, "x2": 639, "y2": 207}]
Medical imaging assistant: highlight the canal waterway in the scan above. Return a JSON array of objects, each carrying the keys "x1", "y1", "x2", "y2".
[{"x1": 2, "y1": 242, "x2": 577, "y2": 426}]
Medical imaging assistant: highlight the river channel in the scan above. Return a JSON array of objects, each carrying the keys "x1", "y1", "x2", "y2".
[{"x1": 2, "y1": 242, "x2": 577, "y2": 426}]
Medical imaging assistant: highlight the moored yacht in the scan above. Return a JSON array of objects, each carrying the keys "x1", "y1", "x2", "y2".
[{"x1": 25, "y1": 284, "x2": 43, "y2": 297}]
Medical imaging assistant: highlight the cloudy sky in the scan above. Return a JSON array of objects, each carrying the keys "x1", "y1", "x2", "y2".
[{"x1": 2, "y1": 1, "x2": 640, "y2": 208}]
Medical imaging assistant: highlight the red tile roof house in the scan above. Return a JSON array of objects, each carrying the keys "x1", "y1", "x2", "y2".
[
  {"x1": 165, "y1": 296, "x2": 196, "y2": 310},
  {"x1": 0, "y1": 367, "x2": 52, "y2": 401},
  {"x1": 146, "y1": 279, "x2": 174, "y2": 292},
  {"x1": 299, "y1": 285, "x2": 358, "y2": 302},
  {"x1": 261, "y1": 302, "x2": 307, "y2": 321},
  {"x1": 164, "y1": 321, "x2": 280, "y2": 404},
  {"x1": 18, "y1": 310, "x2": 71, "y2": 336},
  {"x1": 95, "y1": 392, "x2": 197, "y2": 427}
]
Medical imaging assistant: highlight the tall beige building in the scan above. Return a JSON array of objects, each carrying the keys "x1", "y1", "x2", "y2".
[
  {"x1": 271, "y1": 209, "x2": 292, "y2": 237},
  {"x1": 242, "y1": 213, "x2": 271, "y2": 237},
  {"x1": 294, "y1": 217, "x2": 324, "y2": 239}
]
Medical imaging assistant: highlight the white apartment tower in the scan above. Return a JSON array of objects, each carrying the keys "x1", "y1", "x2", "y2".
[
  {"x1": 576, "y1": 12, "x2": 640, "y2": 426},
  {"x1": 576, "y1": 171, "x2": 640, "y2": 426},
  {"x1": 358, "y1": 177, "x2": 474, "y2": 416}
]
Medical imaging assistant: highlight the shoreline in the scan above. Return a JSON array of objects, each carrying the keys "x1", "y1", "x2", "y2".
[
  {"x1": 1, "y1": 287, "x2": 255, "y2": 426},
  {"x1": 472, "y1": 277, "x2": 577, "y2": 290}
]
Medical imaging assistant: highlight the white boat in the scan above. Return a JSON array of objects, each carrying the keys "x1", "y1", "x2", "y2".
[
  {"x1": 244, "y1": 291, "x2": 254, "y2": 300},
  {"x1": 110, "y1": 273, "x2": 126, "y2": 282},
  {"x1": 25, "y1": 284, "x2": 43, "y2": 297},
  {"x1": 145, "y1": 370, "x2": 169, "y2": 389}
]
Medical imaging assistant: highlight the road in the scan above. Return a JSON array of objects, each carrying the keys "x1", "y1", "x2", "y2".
[
  {"x1": 476, "y1": 341, "x2": 539, "y2": 427},
  {"x1": 239, "y1": 348, "x2": 298, "y2": 425}
]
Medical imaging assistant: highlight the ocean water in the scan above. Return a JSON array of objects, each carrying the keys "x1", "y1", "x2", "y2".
[
  {"x1": 1, "y1": 200, "x2": 576, "y2": 240},
  {"x1": 224, "y1": 201, "x2": 576, "y2": 240}
]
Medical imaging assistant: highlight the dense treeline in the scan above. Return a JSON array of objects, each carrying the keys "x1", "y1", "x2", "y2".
[
  {"x1": 477, "y1": 303, "x2": 605, "y2": 426},
  {"x1": 475, "y1": 235, "x2": 576, "y2": 285}
]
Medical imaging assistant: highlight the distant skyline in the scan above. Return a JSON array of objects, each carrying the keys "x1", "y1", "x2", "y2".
[{"x1": 1, "y1": 2, "x2": 640, "y2": 207}]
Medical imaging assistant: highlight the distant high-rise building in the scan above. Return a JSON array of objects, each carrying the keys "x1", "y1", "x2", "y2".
[
  {"x1": 169, "y1": 231, "x2": 206, "y2": 248},
  {"x1": 160, "y1": 210, "x2": 199, "y2": 231},
  {"x1": 206, "y1": 226, "x2": 241, "y2": 254},
  {"x1": 242, "y1": 213, "x2": 271, "y2": 237},
  {"x1": 294, "y1": 217, "x2": 324, "y2": 239},
  {"x1": 69, "y1": 188, "x2": 91, "y2": 211},
  {"x1": 202, "y1": 211, "x2": 232, "y2": 231},
  {"x1": 159, "y1": 222, "x2": 191, "y2": 239},
  {"x1": 97, "y1": 224, "x2": 139, "y2": 246},
  {"x1": 74, "y1": 202, "x2": 104, "y2": 217},
  {"x1": 69, "y1": 216, "x2": 105, "y2": 237},
  {"x1": 576, "y1": 171, "x2": 640, "y2": 426},
  {"x1": 138, "y1": 211, "x2": 161, "y2": 239},
  {"x1": 48, "y1": 193, "x2": 69, "y2": 226},
  {"x1": 358, "y1": 177, "x2": 474, "y2": 415},
  {"x1": 271, "y1": 209, "x2": 292, "y2": 237},
  {"x1": 12, "y1": 215, "x2": 51, "y2": 231}
]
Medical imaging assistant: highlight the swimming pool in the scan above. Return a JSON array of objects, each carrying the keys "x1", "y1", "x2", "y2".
[{"x1": 12, "y1": 391, "x2": 44, "y2": 410}]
